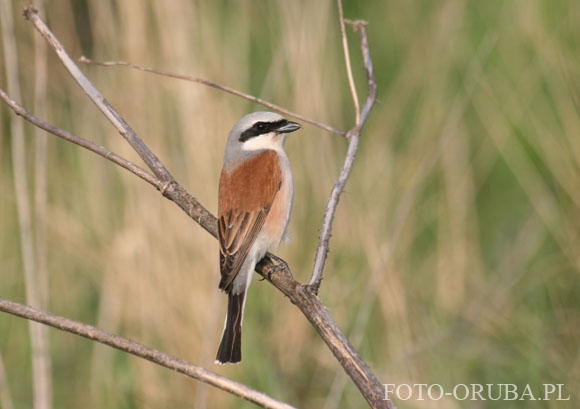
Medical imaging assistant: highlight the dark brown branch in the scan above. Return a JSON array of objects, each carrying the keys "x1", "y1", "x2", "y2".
[
  {"x1": 0, "y1": 298, "x2": 296, "y2": 409},
  {"x1": 78, "y1": 56, "x2": 347, "y2": 137}
]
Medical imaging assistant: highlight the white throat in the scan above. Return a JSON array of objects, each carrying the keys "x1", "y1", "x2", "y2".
[{"x1": 241, "y1": 133, "x2": 287, "y2": 154}]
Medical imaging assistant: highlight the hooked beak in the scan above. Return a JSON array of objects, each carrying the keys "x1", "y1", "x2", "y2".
[{"x1": 276, "y1": 120, "x2": 301, "y2": 134}]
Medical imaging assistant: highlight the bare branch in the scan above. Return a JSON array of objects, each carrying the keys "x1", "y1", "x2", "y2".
[
  {"x1": 309, "y1": 8, "x2": 377, "y2": 292},
  {"x1": 22, "y1": 6, "x2": 218, "y2": 239},
  {"x1": 78, "y1": 56, "x2": 347, "y2": 137},
  {"x1": 0, "y1": 88, "x2": 161, "y2": 190},
  {"x1": 337, "y1": 0, "x2": 360, "y2": 125},
  {"x1": 0, "y1": 298, "x2": 296, "y2": 409},
  {"x1": 23, "y1": 7, "x2": 172, "y2": 183},
  {"x1": 258, "y1": 261, "x2": 395, "y2": 409},
  {"x1": 349, "y1": 20, "x2": 377, "y2": 129}
]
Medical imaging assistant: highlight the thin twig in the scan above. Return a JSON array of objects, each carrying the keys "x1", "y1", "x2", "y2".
[
  {"x1": 0, "y1": 298, "x2": 296, "y2": 409},
  {"x1": 23, "y1": 7, "x2": 172, "y2": 183},
  {"x1": 0, "y1": 88, "x2": 161, "y2": 189},
  {"x1": 337, "y1": 0, "x2": 360, "y2": 125},
  {"x1": 78, "y1": 56, "x2": 347, "y2": 137},
  {"x1": 309, "y1": 12, "x2": 377, "y2": 291},
  {"x1": 309, "y1": 129, "x2": 359, "y2": 290},
  {"x1": 352, "y1": 21, "x2": 377, "y2": 129},
  {"x1": 0, "y1": 4, "x2": 51, "y2": 409}
]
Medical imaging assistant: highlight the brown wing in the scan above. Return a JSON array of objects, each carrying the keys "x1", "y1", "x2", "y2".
[{"x1": 218, "y1": 150, "x2": 282, "y2": 292}]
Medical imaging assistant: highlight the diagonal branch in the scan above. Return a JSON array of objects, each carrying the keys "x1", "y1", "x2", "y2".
[
  {"x1": 0, "y1": 298, "x2": 296, "y2": 409},
  {"x1": 258, "y1": 260, "x2": 392, "y2": 408},
  {"x1": 0, "y1": 88, "x2": 160, "y2": 189},
  {"x1": 78, "y1": 57, "x2": 346, "y2": 137},
  {"x1": 23, "y1": 7, "x2": 171, "y2": 183}
]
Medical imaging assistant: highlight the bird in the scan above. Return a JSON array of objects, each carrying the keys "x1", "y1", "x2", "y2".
[{"x1": 215, "y1": 111, "x2": 301, "y2": 364}]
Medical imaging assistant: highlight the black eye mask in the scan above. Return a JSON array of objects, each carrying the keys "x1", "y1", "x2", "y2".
[{"x1": 239, "y1": 119, "x2": 288, "y2": 142}]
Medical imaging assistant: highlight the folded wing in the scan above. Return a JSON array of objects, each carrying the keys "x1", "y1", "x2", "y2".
[{"x1": 218, "y1": 150, "x2": 282, "y2": 292}]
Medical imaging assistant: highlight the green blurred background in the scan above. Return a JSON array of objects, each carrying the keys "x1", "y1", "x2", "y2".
[{"x1": 1, "y1": 0, "x2": 580, "y2": 408}]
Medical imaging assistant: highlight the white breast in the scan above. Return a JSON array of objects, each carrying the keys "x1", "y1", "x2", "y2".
[
  {"x1": 277, "y1": 153, "x2": 294, "y2": 243},
  {"x1": 255, "y1": 151, "x2": 293, "y2": 253}
]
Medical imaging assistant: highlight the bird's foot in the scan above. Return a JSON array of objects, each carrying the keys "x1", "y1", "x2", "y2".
[{"x1": 261, "y1": 253, "x2": 293, "y2": 280}]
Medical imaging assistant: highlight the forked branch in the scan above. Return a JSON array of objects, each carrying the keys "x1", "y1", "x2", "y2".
[
  {"x1": 0, "y1": 4, "x2": 393, "y2": 409},
  {"x1": 0, "y1": 88, "x2": 160, "y2": 188},
  {"x1": 309, "y1": 11, "x2": 377, "y2": 291}
]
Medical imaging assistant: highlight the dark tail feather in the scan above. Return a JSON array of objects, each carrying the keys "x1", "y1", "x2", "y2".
[{"x1": 216, "y1": 292, "x2": 245, "y2": 364}]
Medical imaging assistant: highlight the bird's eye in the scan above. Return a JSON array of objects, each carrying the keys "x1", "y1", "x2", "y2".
[{"x1": 256, "y1": 123, "x2": 267, "y2": 131}]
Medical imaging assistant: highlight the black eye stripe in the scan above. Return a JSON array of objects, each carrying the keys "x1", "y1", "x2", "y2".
[{"x1": 239, "y1": 119, "x2": 288, "y2": 142}]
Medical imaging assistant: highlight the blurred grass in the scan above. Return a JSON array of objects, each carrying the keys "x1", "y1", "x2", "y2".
[{"x1": 1, "y1": 0, "x2": 580, "y2": 408}]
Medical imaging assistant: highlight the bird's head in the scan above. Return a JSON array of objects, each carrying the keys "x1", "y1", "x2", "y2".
[{"x1": 225, "y1": 112, "x2": 301, "y2": 162}]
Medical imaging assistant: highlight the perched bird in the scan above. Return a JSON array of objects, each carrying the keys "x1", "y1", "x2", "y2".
[{"x1": 216, "y1": 111, "x2": 301, "y2": 364}]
